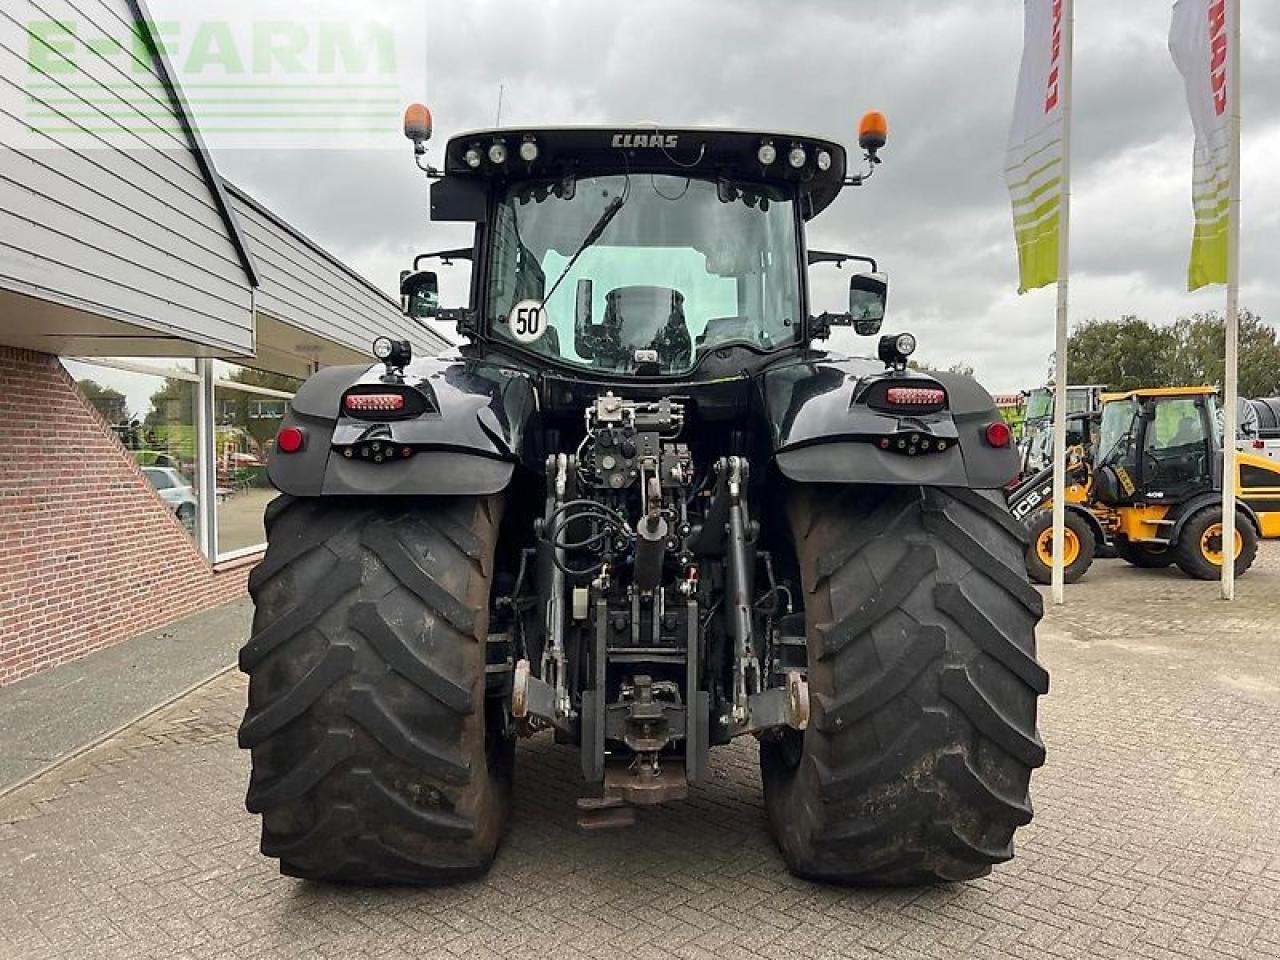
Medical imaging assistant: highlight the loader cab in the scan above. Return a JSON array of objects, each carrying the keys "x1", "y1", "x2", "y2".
[{"x1": 1094, "y1": 387, "x2": 1219, "y2": 507}]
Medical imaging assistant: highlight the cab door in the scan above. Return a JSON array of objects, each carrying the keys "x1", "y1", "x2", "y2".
[{"x1": 1137, "y1": 395, "x2": 1214, "y2": 503}]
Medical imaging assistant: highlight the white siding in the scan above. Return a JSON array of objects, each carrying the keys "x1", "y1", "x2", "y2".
[
  {"x1": 226, "y1": 184, "x2": 451, "y2": 357},
  {"x1": 0, "y1": 0, "x2": 255, "y2": 354}
]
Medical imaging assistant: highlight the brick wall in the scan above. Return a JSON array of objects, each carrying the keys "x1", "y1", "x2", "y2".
[{"x1": 0, "y1": 347, "x2": 255, "y2": 685}]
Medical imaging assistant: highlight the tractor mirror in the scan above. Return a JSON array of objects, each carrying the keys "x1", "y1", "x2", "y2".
[
  {"x1": 573, "y1": 278, "x2": 595, "y2": 358},
  {"x1": 848, "y1": 272, "x2": 888, "y2": 335},
  {"x1": 401, "y1": 269, "x2": 439, "y2": 319}
]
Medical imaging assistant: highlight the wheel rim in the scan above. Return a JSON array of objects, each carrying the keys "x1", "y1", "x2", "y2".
[
  {"x1": 1036, "y1": 525, "x2": 1080, "y2": 566},
  {"x1": 1199, "y1": 522, "x2": 1242, "y2": 565}
]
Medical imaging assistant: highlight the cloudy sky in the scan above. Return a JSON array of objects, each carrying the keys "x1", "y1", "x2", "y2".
[{"x1": 208, "y1": 0, "x2": 1280, "y2": 393}]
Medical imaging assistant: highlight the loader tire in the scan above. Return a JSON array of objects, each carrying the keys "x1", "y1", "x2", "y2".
[
  {"x1": 1172, "y1": 507, "x2": 1258, "y2": 580},
  {"x1": 239, "y1": 494, "x2": 513, "y2": 884},
  {"x1": 761, "y1": 485, "x2": 1048, "y2": 884},
  {"x1": 1024, "y1": 509, "x2": 1095, "y2": 584}
]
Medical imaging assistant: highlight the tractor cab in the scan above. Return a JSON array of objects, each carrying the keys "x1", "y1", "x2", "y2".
[
  {"x1": 1094, "y1": 387, "x2": 1219, "y2": 507},
  {"x1": 398, "y1": 111, "x2": 894, "y2": 387}
]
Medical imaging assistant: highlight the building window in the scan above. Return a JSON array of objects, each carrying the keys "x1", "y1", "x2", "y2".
[
  {"x1": 63, "y1": 358, "x2": 201, "y2": 541},
  {"x1": 64, "y1": 357, "x2": 304, "y2": 561},
  {"x1": 213, "y1": 362, "x2": 301, "y2": 558}
]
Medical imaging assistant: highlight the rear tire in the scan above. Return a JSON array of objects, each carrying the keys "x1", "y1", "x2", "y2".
[
  {"x1": 239, "y1": 494, "x2": 513, "y2": 884},
  {"x1": 1023, "y1": 509, "x2": 1095, "y2": 584},
  {"x1": 761, "y1": 485, "x2": 1048, "y2": 884},
  {"x1": 1173, "y1": 507, "x2": 1258, "y2": 580},
  {"x1": 1114, "y1": 539, "x2": 1174, "y2": 569}
]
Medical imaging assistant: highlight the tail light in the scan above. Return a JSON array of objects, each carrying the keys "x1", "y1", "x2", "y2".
[
  {"x1": 345, "y1": 393, "x2": 406, "y2": 413},
  {"x1": 1253, "y1": 439, "x2": 1265, "y2": 449},
  {"x1": 985, "y1": 421, "x2": 1013, "y2": 448},
  {"x1": 865, "y1": 379, "x2": 947, "y2": 413},
  {"x1": 886, "y1": 386, "x2": 946, "y2": 406},
  {"x1": 276, "y1": 426, "x2": 306, "y2": 453}
]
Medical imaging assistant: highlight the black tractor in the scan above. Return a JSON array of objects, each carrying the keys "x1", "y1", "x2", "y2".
[{"x1": 238, "y1": 107, "x2": 1048, "y2": 886}]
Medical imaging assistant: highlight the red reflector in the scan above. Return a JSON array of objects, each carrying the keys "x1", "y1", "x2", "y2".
[
  {"x1": 276, "y1": 426, "x2": 305, "y2": 453},
  {"x1": 985, "y1": 421, "x2": 1013, "y2": 448},
  {"x1": 1253, "y1": 440, "x2": 1265, "y2": 449},
  {"x1": 345, "y1": 393, "x2": 406, "y2": 413},
  {"x1": 886, "y1": 386, "x2": 946, "y2": 405}
]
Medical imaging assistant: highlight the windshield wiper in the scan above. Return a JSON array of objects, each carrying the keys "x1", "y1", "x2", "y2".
[{"x1": 540, "y1": 194, "x2": 625, "y2": 309}]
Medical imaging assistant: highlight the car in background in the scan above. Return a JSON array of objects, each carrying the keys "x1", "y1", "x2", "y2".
[{"x1": 142, "y1": 466, "x2": 197, "y2": 532}]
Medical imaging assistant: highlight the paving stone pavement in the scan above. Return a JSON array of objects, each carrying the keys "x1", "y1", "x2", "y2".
[{"x1": 2, "y1": 547, "x2": 1278, "y2": 960}]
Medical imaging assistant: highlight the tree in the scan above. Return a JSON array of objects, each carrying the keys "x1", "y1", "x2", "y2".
[
  {"x1": 1064, "y1": 316, "x2": 1179, "y2": 390},
  {"x1": 77, "y1": 379, "x2": 129, "y2": 424},
  {"x1": 1065, "y1": 310, "x2": 1280, "y2": 396},
  {"x1": 145, "y1": 377, "x2": 195, "y2": 426},
  {"x1": 1167, "y1": 310, "x2": 1280, "y2": 398}
]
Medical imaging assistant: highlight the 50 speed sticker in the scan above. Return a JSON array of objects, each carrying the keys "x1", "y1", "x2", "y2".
[{"x1": 508, "y1": 300, "x2": 548, "y2": 344}]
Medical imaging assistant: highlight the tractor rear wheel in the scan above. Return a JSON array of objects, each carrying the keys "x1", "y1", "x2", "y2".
[
  {"x1": 239, "y1": 494, "x2": 513, "y2": 884},
  {"x1": 761, "y1": 484, "x2": 1048, "y2": 884},
  {"x1": 1173, "y1": 507, "x2": 1258, "y2": 580},
  {"x1": 1024, "y1": 509, "x2": 1095, "y2": 584}
]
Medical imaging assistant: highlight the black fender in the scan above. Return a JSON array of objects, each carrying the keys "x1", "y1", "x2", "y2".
[
  {"x1": 268, "y1": 355, "x2": 537, "y2": 497},
  {"x1": 759, "y1": 354, "x2": 1019, "y2": 489},
  {"x1": 1167, "y1": 492, "x2": 1261, "y2": 545}
]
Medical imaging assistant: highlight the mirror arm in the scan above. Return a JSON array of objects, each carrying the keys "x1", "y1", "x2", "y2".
[
  {"x1": 810, "y1": 313, "x2": 838, "y2": 341},
  {"x1": 445, "y1": 308, "x2": 479, "y2": 341},
  {"x1": 415, "y1": 248, "x2": 473, "y2": 270},
  {"x1": 807, "y1": 250, "x2": 878, "y2": 272}
]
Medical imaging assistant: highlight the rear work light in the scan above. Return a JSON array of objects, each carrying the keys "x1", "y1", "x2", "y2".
[
  {"x1": 886, "y1": 386, "x2": 946, "y2": 406},
  {"x1": 344, "y1": 393, "x2": 406, "y2": 413}
]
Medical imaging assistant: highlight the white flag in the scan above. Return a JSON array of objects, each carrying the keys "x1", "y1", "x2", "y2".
[
  {"x1": 1006, "y1": 0, "x2": 1069, "y2": 293},
  {"x1": 1169, "y1": 0, "x2": 1233, "y2": 289}
]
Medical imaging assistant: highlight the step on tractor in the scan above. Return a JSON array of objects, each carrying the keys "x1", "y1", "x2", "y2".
[
  {"x1": 1010, "y1": 386, "x2": 1280, "y2": 583},
  {"x1": 238, "y1": 106, "x2": 1049, "y2": 886}
]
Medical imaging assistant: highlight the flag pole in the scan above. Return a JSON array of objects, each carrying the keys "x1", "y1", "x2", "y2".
[
  {"x1": 1220, "y1": 0, "x2": 1241, "y2": 600},
  {"x1": 1051, "y1": 0, "x2": 1075, "y2": 606}
]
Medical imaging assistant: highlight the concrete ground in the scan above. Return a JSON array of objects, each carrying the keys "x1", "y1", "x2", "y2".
[{"x1": 1, "y1": 547, "x2": 1278, "y2": 960}]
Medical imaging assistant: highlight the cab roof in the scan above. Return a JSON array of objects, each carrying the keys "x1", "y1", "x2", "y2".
[
  {"x1": 441, "y1": 125, "x2": 850, "y2": 219},
  {"x1": 1101, "y1": 385, "x2": 1217, "y2": 403}
]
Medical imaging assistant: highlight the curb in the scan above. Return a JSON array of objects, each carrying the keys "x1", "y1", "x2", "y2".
[{"x1": 0, "y1": 662, "x2": 237, "y2": 802}]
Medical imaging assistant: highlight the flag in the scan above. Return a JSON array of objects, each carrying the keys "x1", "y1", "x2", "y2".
[
  {"x1": 1006, "y1": 0, "x2": 1069, "y2": 293},
  {"x1": 1169, "y1": 0, "x2": 1233, "y2": 290}
]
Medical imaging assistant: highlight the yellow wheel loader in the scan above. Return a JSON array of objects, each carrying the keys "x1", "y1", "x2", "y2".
[{"x1": 1009, "y1": 387, "x2": 1280, "y2": 582}]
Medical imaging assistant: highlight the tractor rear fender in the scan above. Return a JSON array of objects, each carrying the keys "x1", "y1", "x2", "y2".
[
  {"x1": 268, "y1": 356, "x2": 537, "y2": 497},
  {"x1": 760, "y1": 358, "x2": 1018, "y2": 489},
  {"x1": 1167, "y1": 492, "x2": 1261, "y2": 545}
]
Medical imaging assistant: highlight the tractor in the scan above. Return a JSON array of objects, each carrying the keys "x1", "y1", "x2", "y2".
[
  {"x1": 1010, "y1": 385, "x2": 1280, "y2": 583},
  {"x1": 1017, "y1": 383, "x2": 1106, "y2": 479},
  {"x1": 238, "y1": 107, "x2": 1048, "y2": 886}
]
